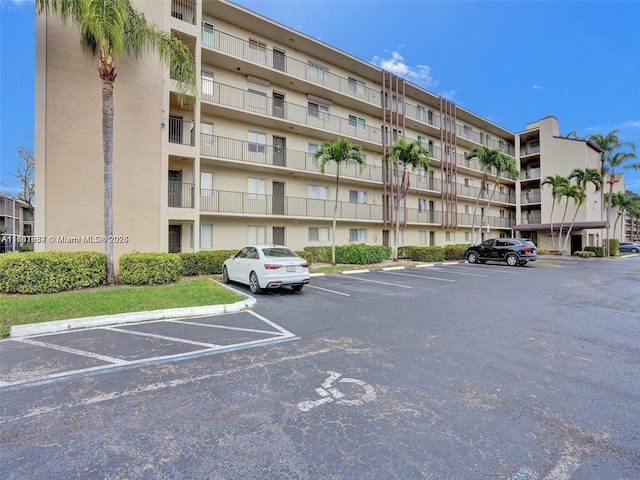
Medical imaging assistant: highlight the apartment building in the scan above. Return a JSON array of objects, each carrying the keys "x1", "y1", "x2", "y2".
[
  {"x1": 0, "y1": 193, "x2": 35, "y2": 253},
  {"x1": 35, "y1": 0, "x2": 616, "y2": 266}
]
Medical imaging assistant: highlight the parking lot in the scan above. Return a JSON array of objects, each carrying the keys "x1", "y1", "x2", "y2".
[{"x1": 1, "y1": 258, "x2": 639, "y2": 479}]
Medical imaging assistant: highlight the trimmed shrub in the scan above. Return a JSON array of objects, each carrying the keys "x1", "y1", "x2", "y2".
[
  {"x1": 584, "y1": 246, "x2": 604, "y2": 257},
  {"x1": 0, "y1": 251, "x2": 106, "y2": 294},
  {"x1": 335, "y1": 244, "x2": 391, "y2": 264},
  {"x1": 444, "y1": 244, "x2": 469, "y2": 261},
  {"x1": 295, "y1": 250, "x2": 312, "y2": 265},
  {"x1": 398, "y1": 246, "x2": 444, "y2": 262},
  {"x1": 178, "y1": 250, "x2": 237, "y2": 276},
  {"x1": 536, "y1": 247, "x2": 550, "y2": 256},
  {"x1": 574, "y1": 250, "x2": 596, "y2": 258},
  {"x1": 119, "y1": 253, "x2": 180, "y2": 285},
  {"x1": 302, "y1": 246, "x2": 331, "y2": 264},
  {"x1": 608, "y1": 238, "x2": 619, "y2": 256}
]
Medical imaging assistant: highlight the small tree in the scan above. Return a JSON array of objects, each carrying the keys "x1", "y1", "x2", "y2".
[
  {"x1": 559, "y1": 185, "x2": 586, "y2": 255},
  {"x1": 541, "y1": 175, "x2": 570, "y2": 254},
  {"x1": 312, "y1": 138, "x2": 365, "y2": 265},
  {"x1": 465, "y1": 146, "x2": 518, "y2": 244},
  {"x1": 383, "y1": 139, "x2": 430, "y2": 261},
  {"x1": 10, "y1": 137, "x2": 35, "y2": 206},
  {"x1": 606, "y1": 192, "x2": 632, "y2": 240}
]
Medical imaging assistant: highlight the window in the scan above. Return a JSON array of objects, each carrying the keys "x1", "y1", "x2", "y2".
[
  {"x1": 349, "y1": 228, "x2": 367, "y2": 242},
  {"x1": 308, "y1": 227, "x2": 330, "y2": 242},
  {"x1": 201, "y1": 71, "x2": 214, "y2": 101},
  {"x1": 349, "y1": 114, "x2": 366, "y2": 129},
  {"x1": 308, "y1": 143, "x2": 320, "y2": 158},
  {"x1": 202, "y1": 22, "x2": 214, "y2": 47},
  {"x1": 307, "y1": 61, "x2": 329, "y2": 81},
  {"x1": 349, "y1": 190, "x2": 367, "y2": 204},
  {"x1": 248, "y1": 131, "x2": 266, "y2": 153},
  {"x1": 418, "y1": 198, "x2": 426, "y2": 213},
  {"x1": 348, "y1": 77, "x2": 365, "y2": 94},
  {"x1": 464, "y1": 178, "x2": 471, "y2": 187},
  {"x1": 247, "y1": 89, "x2": 267, "y2": 114},
  {"x1": 308, "y1": 101, "x2": 329, "y2": 120},
  {"x1": 248, "y1": 226, "x2": 266, "y2": 244},
  {"x1": 419, "y1": 230, "x2": 427, "y2": 245},
  {"x1": 308, "y1": 185, "x2": 329, "y2": 200},
  {"x1": 417, "y1": 135, "x2": 426, "y2": 145},
  {"x1": 249, "y1": 39, "x2": 266, "y2": 65},
  {"x1": 465, "y1": 205, "x2": 472, "y2": 214},
  {"x1": 200, "y1": 224, "x2": 213, "y2": 249},
  {"x1": 393, "y1": 195, "x2": 404, "y2": 208},
  {"x1": 427, "y1": 110, "x2": 434, "y2": 125},
  {"x1": 248, "y1": 177, "x2": 266, "y2": 200},
  {"x1": 463, "y1": 125, "x2": 472, "y2": 138},
  {"x1": 465, "y1": 232, "x2": 472, "y2": 242},
  {"x1": 445, "y1": 231, "x2": 455, "y2": 242},
  {"x1": 417, "y1": 105, "x2": 426, "y2": 122},
  {"x1": 200, "y1": 171, "x2": 213, "y2": 196},
  {"x1": 418, "y1": 168, "x2": 426, "y2": 182}
]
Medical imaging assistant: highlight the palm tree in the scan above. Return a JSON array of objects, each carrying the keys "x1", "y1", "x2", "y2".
[
  {"x1": 587, "y1": 130, "x2": 638, "y2": 254},
  {"x1": 541, "y1": 175, "x2": 570, "y2": 254},
  {"x1": 606, "y1": 192, "x2": 632, "y2": 240},
  {"x1": 313, "y1": 138, "x2": 365, "y2": 265},
  {"x1": 628, "y1": 193, "x2": 640, "y2": 240},
  {"x1": 37, "y1": 0, "x2": 196, "y2": 285},
  {"x1": 465, "y1": 146, "x2": 518, "y2": 244},
  {"x1": 559, "y1": 185, "x2": 587, "y2": 255},
  {"x1": 568, "y1": 167, "x2": 602, "y2": 194},
  {"x1": 383, "y1": 139, "x2": 430, "y2": 261}
]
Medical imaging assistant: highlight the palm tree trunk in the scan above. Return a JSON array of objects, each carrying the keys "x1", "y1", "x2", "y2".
[
  {"x1": 548, "y1": 201, "x2": 557, "y2": 254},
  {"x1": 606, "y1": 175, "x2": 615, "y2": 255},
  {"x1": 561, "y1": 207, "x2": 581, "y2": 254},
  {"x1": 476, "y1": 180, "x2": 499, "y2": 244},
  {"x1": 558, "y1": 199, "x2": 570, "y2": 255},
  {"x1": 102, "y1": 81, "x2": 115, "y2": 285},
  {"x1": 332, "y1": 173, "x2": 339, "y2": 265}
]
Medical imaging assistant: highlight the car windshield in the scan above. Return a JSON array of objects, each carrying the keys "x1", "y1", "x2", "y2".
[{"x1": 261, "y1": 247, "x2": 297, "y2": 258}]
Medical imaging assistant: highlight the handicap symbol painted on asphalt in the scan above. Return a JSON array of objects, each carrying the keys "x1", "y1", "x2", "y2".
[{"x1": 297, "y1": 371, "x2": 376, "y2": 412}]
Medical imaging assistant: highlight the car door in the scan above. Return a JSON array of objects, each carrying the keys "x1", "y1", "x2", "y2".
[
  {"x1": 478, "y1": 239, "x2": 495, "y2": 259},
  {"x1": 229, "y1": 247, "x2": 249, "y2": 282}
]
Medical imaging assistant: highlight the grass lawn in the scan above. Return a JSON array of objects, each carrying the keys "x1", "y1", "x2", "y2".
[{"x1": 0, "y1": 277, "x2": 244, "y2": 338}]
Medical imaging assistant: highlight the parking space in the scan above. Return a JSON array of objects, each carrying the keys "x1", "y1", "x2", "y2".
[{"x1": 0, "y1": 311, "x2": 295, "y2": 389}]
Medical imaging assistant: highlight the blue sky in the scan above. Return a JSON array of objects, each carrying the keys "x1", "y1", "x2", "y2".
[{"x1": 1, "y1": 0, "x2": 639, "y2": 197}]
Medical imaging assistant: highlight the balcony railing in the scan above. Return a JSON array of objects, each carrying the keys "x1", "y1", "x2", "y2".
[
  {"x1": 202, "y1": 80, "x2": 381, "y2": 143},
  {"x1": 168, "y1": 182, "x2": 194, "y2": 208},
  {"x1": 520, "y1": 146, "x2": 541, "y2": 156},
  {"x1": 521, "y1": 215, "x2": 542, "y2": 225},
  {"x1": 171, "y1": 0, "x2": 197, "y2": 25},
  {"x1": 521, "y1": 191, "x2": 542, "y2": 203},
  {"x1": 168, "y1": 117, "x2": 195, "y2": 146},
  {"x1": 200, "y1": 134, "x2": 516, "y2": 203},
  {"x1": 521, "y1": 167, "x2": 541, "y2": 180},
  {"x1": 203, "y1": 28, "x2": 382, "y2": 108},
  {"x1": 199, "y1": 189, "x2": 515, "y2": 228},
  {"x1": 203, "y1": 27, "x2": 516, "y2": 157}
]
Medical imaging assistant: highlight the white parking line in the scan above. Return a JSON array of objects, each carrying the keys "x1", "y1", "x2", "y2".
[
  {"x1": 422, "y1": 267, "x2": 488, "y2": 277},
  {"x1": 307, "y1": 285, "x2": 351, "y2": 296},
  {"x1": 382, "y1": 271, "x2": 455, "y2": 282},
  {"x1": 343, "y1": 275, "x2": 412, "y2": 288},
  {"x1": 15, "y1": 338, "x2": 126, "y2": 365},
  {"x1": 104, "y1": 326, "x2": 224, "y2": 348}
]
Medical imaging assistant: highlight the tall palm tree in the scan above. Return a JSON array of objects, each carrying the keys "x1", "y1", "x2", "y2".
[
  {"x1": 36, "y1": 0, "x2": 196, "y2": 285},
  {"x1": 628, "y1": 193, "x2": 640, "y2": 240},
  {"x1": 606, "y1": 192, "x2": 632, "y2": 240},
  {"x1": 465, "y1": 146, "x2": 518, "y2": 244},
  {"x1": 313, "y1": 138, "x2": 365, "y2": 265},
  {"x1": 559, "y1": 185, "x2": 586, "y2": 255},
  {"x1": 383, "y1": 138, "x2": 430, "y2": 261},
  {"x1": 587, "y1": 130, "x2": 638, "y2": 254},
  {"x1": 568, "y1": 167, "x2": 602, "y2": 194},
  {"x1": 541, "y1": 175, "x2": 570, "y2": 254}
]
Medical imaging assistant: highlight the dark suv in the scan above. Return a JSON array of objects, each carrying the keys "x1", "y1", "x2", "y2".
[{"x1": 465, "y1": 238, "x2": 537, "y2": 266}]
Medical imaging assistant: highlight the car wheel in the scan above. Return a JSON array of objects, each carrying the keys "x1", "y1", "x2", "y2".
[
  {"x1": 249, "y1": 271, "x2": 263, "y2": 294},
  {"x1": 291, "y1": 284, "x2": 303, "y2": 292},
  {"x1": 466, "y1": 252, "x2": 479, "y2": 264},
  {"x1": 632, "y1": 248, "x2": 639, "y2": 253},
  {"x1": 506, "y1": 253, "x2": 519, "y2": 267},
  {"x1": 222, "y1": 266, "x2": 230, "y2": 284}
]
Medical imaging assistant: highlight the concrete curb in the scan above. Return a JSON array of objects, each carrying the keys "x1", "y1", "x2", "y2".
[{"x1": 9, "y1": 280, "x2": 257, "y2": 339}]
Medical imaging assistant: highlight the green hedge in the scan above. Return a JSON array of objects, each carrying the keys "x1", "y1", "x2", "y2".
[
  {"x1": 0, "y1": 251, "x2": 106, "y2": 294},
  {"x1": 302, "y1": 246, "x2": 332, "y2": 264},
  {"x1": 302, "y1": 245, "x2": 391, "y2": 264},
  {"x1": 398, "y1": 246, "x2": 444, "y2": 262},
  {"x1": 608, "y1": 238, "x2": 619, "y2": 256},
  {"x1": 574, "y1": 250, "x2": 596, "y2": 258},
  {"x1": 119, "y1": 253, "x2": 180, "y2": 285},
  {"x1": 444, "y1": 244, "x2": 469, "y2": 261},
  {"x1": 584, "y1": 246, "x2": 604, "y2": 257},
  {"x1": 178, "y1": 250, "x2": 237, "y2": 276}
]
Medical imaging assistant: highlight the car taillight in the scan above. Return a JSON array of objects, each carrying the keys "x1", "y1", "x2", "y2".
[
  {"x1": 264, "y1": 263, "x2": 281, "y2": 270},
  {"x1": 301, "y1": 262, "x2": 309, "y2": 268},
  {"x1": 523, "y1": 247, "x2": 533, "y2": 253}
]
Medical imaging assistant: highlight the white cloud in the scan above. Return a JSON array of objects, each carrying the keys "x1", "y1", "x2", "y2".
[
  {"x1": 372, "y1": 51, "x2": 434, "y2": 86},
  {"x1": 533, "y1": 84, "x2": 544, "y2": 89}
]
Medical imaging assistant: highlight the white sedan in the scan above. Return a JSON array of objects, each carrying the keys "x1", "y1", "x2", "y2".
[{"x1": 222, "y1": 245, "x2": 310, "y2": 294}]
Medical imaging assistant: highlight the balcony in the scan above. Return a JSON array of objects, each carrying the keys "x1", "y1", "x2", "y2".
[
  {"x1": 168, "y1": 182, "x2": 194, "y2": 208},
  {"x1": 521, "y1": 214, "x2": 542, "y2": 225},
  {"x1": 168, "y1": 117, "x2": 195, "y2": 146},
  {"x1": 202, "y1": 27, "x2": 381, "y2": 108},
  {"x1": 521, "y1": 167, "x2": 541, "y2": 180},
  {"x1": 202, "y1": 80, "x2": 381, "y2": 144},
  {"x1": 171, "y1": 0, "x2": 197, "y2": 25},
  {"x1": 200, "y1": 189, "x2": 384, "y2": 221},
  {"x1": 521, "y1": 191, "x2": 542, "y2": 203},
  {"x1": 455, "y1": 125, "x2": 515, "y2": 156}
]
